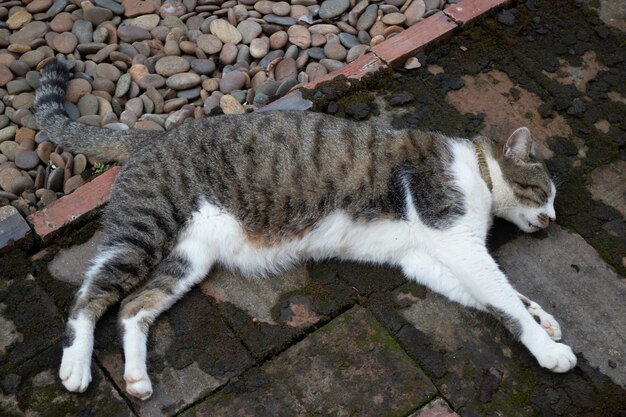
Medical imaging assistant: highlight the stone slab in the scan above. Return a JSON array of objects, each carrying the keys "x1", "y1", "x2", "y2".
[
  {"x1": 444, "y1": 0, "x2": 513, "y2": 27},
  {"x1": 202, "y1": 262, "x2": 355, "y2": 360},
  {"x1": 0, "y1": 266, "x2": 64, "y2": 373},
  {"x1": 27, "y1": 166, "x2": 121, "y2": 241},
  {"x1": 368, "y1": 282, "x2": 626, "y2": 416},
  {"x1": 372, "y1": 12, "x2": 458, "y2": 67},
  {"x1": 94, "y1": 289, "x2": 253, "y2": 417},
  {"x1": 0, "y1": 345, "x2": 133, "y2": 417},
  {"x1": 409, "y1": 398, "x2": 460, "y2": 417},
  {"x1": 495, "y1": 225, "x2": 626, "y2": 387},
  {"x1": 48, "y1": 230, "x2": 105, "y2": 286},
  {"x1": 0, "y1": 206, "x2": 31, "y2": 253},
  {"x1": 183, "y1": 306, "x2": 437, "y2": 417},
  {"x1": 587, "y1": 160, "x2": 626, "y2": 217}
]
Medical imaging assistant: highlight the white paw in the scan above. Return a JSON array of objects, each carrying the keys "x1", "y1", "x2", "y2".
[
  {"x1": 534, "y1": 342, "x2": 577, "y2": 373},
  {"x1": 59, "y1": 345, "x2": 93, "y2": 392},
  {"x1": 124, "y1": 368, "x2": 153, "y2": 400},
  {"x1": 527, "y1": 301, "x2": 562, "y2": 341}
]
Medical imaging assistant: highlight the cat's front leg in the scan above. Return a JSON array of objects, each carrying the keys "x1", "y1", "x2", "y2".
[{"x1": 435, "y1": 240, "x2": 576, "y2": 372}]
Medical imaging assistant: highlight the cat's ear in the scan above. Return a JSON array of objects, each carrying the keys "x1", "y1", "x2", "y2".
[{"x1": 504, "y1": 127, "x2": 534, "y2": 161}]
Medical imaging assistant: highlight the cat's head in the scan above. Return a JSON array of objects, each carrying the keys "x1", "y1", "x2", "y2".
[{"x1": 493, "y1": 127, "x2": 556, "y2": 233}]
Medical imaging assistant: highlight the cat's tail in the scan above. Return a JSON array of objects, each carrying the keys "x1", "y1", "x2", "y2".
[{"x1": 34, "y1": 59, "x2": 159, "y2": 162}]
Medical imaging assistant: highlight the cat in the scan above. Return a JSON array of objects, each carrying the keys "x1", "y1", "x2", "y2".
[{"x1": 34, "y1": 59, "x2": 576, "y2": 400}]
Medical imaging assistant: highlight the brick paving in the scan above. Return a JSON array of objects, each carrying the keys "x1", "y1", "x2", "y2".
[{"x1": 2, "y1": 1, "x2": 626, "y2": 416}]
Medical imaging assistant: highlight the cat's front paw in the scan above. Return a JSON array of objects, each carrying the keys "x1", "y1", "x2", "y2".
[
  {"x1": 526, "y1": 301, "x2": 562, "y2": 341},
  {"x1": 59, "y1": 345, "x2": 92, "y2": 392},
  {"x1": 124, "y1": 368, "x2": 153, "y2": 400},
  {"x1": 534, "y1": 342, "x2": 577, "y2": 373}
]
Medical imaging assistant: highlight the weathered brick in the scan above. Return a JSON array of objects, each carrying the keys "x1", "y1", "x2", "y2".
[
  {"x1": 444, "y1": 0, "x2": 513, "y2": 27},
  {"x1": 27, "y1": 166, "x2": 120, "y2": 241},
  {"x1": 372, "y1": 12, "x2": 458, "y2": 67}
]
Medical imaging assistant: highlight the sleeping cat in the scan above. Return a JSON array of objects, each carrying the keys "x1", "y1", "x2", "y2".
[{"x1": 34, "y1": 60, "x2": 576, "y2": 400}]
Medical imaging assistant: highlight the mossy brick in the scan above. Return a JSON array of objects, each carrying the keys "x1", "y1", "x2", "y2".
[
  {"x1": 201, "y1": 264, "x2": 354, "y2": 360},
  {"x1": 368, "y1": 282, "x2": 626, "y2": 416},
  {"x1": 182, "y1": 306, "x2": 437, "y2": 417},
  {"x1": 93, "y1": 289, "x2": 253, "y2": 417},
  {"x1": 0, "y1": 257, "x2": 64, "y2": 373},
  {"x1": 0, "y1": 344, "x2": 133, "y2": 417}
]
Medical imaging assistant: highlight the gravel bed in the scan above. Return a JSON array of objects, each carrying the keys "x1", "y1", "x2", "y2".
[{"x1": 0, "y1": 0, "x2": 458, "y2": 216}]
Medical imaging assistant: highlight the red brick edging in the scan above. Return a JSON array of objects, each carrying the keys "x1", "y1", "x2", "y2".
[
  {"x1": 22, "y1": 0, "x2": 512, "y2": 243},
  {"x1": 27, "y1": 166, "x2": 121, "y2": 241}
]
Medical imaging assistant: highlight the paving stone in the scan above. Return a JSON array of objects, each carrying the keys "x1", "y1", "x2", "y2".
[
  {"x1": 0, "y1": 345, "x2": 133, "y2": 417},
  {"x1": 48, "y1": 230, "x2": 105, "y2": 286},
  {"x1": 368, "y1": 273, "x2": 626, "y2": 416},
  {"x1": 409, "y1": 398, "x2": 459, "y2": 417},
  {"x1": 182, "y1": 306, "x2": 437, "y2": 416},
  {"x1": 0, "y1": 205, "x2": 32, "y2": 253},
  {"x1": 0, "y1": 258, "x2": 63, "y2": 373},
  {"x1": 495, "y1": 225, "x2": 626, "y2": 387},
  {"x1": 587, "y1": 160, "x2": 626, "y2": 217},
  {"x1": 94, "y1": 289, "x2": 253, "y2": 417},
  {"x1": 201, "y1": 262, "x2": 354, "y2": 359}
]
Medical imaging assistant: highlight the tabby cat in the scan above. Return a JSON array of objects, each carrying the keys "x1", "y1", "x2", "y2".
[{"x1": 34, "y1": 60, "x2": 576, "y2": 400}]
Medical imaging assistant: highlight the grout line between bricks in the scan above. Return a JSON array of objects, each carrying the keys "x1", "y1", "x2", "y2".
[{"x1": 93, "y1": 355, "x2": 141, "y2": 417}]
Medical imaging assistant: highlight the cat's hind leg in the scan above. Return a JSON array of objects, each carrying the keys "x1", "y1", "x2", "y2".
[
  {"x1": 60, "y1": 240, "x2": 158, "y2": 393},
  {"x1": 518, "y1": 293, "x2": 562, "y2": 341},
  {"x1": 118, "y1": 238, "x2": 215, "y2": 400}
]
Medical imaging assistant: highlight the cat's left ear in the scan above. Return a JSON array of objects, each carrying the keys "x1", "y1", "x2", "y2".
[{"x1": 504, "y1": 127, "x2": 534, "y2": 161}]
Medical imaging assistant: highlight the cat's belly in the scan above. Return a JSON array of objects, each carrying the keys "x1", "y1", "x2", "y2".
[{"x1": 182, "y1": 201, "x2": 423, "y2": 277}]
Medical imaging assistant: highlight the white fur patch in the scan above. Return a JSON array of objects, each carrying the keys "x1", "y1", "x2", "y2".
[{"x1": 59, "y1": 314, "x2": 94, "y2": 393}]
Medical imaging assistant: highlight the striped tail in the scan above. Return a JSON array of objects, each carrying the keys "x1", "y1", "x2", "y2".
[{"x1": 34, "y1": 59, "x2": 159, "y2": 162}]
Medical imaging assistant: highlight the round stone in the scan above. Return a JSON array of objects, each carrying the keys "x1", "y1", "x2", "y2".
[
  {"x1": 118, "y1": 25, "x2": 151, "y2": 42},
  {"x1": 155, "y1": 56, "x2": 190, "y2": 76},
  {"x1": 73, "y1": 154, "x2": 87, "y2": 175},
  {"x1": 7, "y1": 10, "x2": 33, "y2": 30},
  {"x1": 347, "y1": 44, "x2": 369, "y2": 63},
  {"x1": 64, "y1": 175, "x2": 85, "y2": 194},
  {"x1": 339, "y1": 32, "x2": 360, "y2": 49},
  {"x1": 115, "y1": 73, "x2": 131, "y2": 97},
  {"x1": 190, "y1": 59, "x2": 216, "y2": 75},
  {"x1": 404, "y1": 0, "x2": 426, "y2": 26},
  {"x1": 26, "y1": 0, "x2": 53, "y2": 13},
  {"x1": 47, "y1": 167, "x2": 64, "y2": 192},
  {"x1": 210, "y1": 19, "x2": 242, "y2": 44},
  {"x1": 274, "y1": 58, "x2": 297, "y2": 82},
  {"x1": 219, "y1": 43, "x2": 238, "y2": 65},
  {"x1": 15, "y1": 151, "x2": 40, "y2": 170},
  {"x1": 219, "y1": 70, "x2": 246, "y2": 93},
  {"x1": 36, "y1": 141, "x2": 55, "y2": 164},
  {"x1": 166, "y1": 73, "x2": 201, "y2": 90},
  {"x1": 50, "y1": 12, "x2": 73, "y2": 32},
  {"x1": 357, "y1": 4, "x2": 378, "y2": 31},
  {"x1": 83, "y1": 6, "x2": 113, "y2": 25},
  {"x1": 220, "y1": 94, "x2": 245, "y2": 114},
  {"x1": 77, "y1": 94, "x2": 99, "y2": 116},
  {"x1": 237, "y1": 20, "x2": 262, "y2": 44},
  {"x1": 319, "y1": 0, "x2": 350, "y2": 19},
  {"x1": 250, "y1": 38, "x2": 269, "y2": 59},
  {"x1": 0, "y1": 168, "x2": 21, "y2": 192},
  {"x1": 272, "y1": 1, "x2": 291, "y2": 16},
  {"x1": 130, "y1": 14, "x2": 161, "y2": 31},
  {"x1": 197, "y1": 34, "x2": 223, "y2": 54},
  {"x1": 96, "y1": 63, "x2": 122, "y2": 82},
  {"x1": 288, "y1": 25, "x2": 311, "y2": 49},
  {"x1": 269, "y1": 31, "x2": 288, "y2": 50},
  {"x1": 52, "y1": 32, "x2": 78, "y2": 54},
  {"x1": 382, "y1": 12, "x2": 407, "y2": 26},
  {"x1": 323, "y1": 34, "x2": 347, "y2": 61},
  {"x1": 0, "y1": 126, "x2": 17, "y2": 143},
  {"x1": 11, "y1": 176, "x2": 34, "y2": 195}
]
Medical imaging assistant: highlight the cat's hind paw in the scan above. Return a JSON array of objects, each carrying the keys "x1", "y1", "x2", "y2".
[
  {"x1": 526, "y1": 300, "x2": 562, "y2": 341},
  {"x1": 125, "y1": 368, "x2": 153, "y2": 400},
  {"x1": 535, "y1": 342, "x2": 577, "y2": 373},
  {"x1": 59, "y1": 345, "x2": 92, "y2": 393}
]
